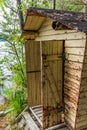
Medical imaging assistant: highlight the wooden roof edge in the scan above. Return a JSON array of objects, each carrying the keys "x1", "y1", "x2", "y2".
[
  {"x1": 26, "y1": 8, "x2": 86, "y2": 20},
  {"x1": 21, "y1": 30, "x2": 38, "y2": 40},
  {"x1": 23, "y1": 8, "x2": 87, "y2": 35},
  {"x1": 26, "y1": 7, "x2": 84, "y2": 16}
]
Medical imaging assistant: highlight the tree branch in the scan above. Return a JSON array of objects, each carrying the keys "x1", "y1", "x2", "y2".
[{"x1": 16, "y1": 0, "x2": 24, "y2": 32}]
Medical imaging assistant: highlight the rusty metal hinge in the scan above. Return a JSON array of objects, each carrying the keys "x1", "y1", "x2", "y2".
[
  {"x1": 62, "y1": 53, "x2": 65, "y2": 61},
  {"x1": 61, "y1": 106, "x2": 65, "y2": 112}
]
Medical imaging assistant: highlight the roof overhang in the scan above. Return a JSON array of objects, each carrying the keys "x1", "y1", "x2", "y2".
[
  {"x1": 24, "y1": 12, "x2": 46, "y2": 31},
  {"x1": 22, "y1": 8, "x2": 87, "y2": 40}
]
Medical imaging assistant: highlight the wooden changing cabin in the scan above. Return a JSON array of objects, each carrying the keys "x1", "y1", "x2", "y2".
[{"x1": 22, "y1": 8, "x2": 87, "y2": 130}]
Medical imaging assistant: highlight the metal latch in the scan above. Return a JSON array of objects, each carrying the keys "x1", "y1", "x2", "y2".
[
  {"x1": 61, "y1": 106, "x2": 65, "y2": 112},
  {"x1": 62, "y1": 53, "x2": 65, "y2": 61}
]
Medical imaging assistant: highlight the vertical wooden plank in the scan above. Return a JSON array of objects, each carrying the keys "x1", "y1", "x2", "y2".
[
  {"x1": 34, "y1": 42, "x2": 41, "y2": 71},
  {"x1": 25, "y1": 40, "x2": 41, "y2": 107},
  {"x1": 41, "y1": 41, "x2": 48, "y2": 128},
  {"x1": 27, "y1": 73, "x2": 35, "y2": 106},
  {"x1": 35, "y1": 72, "x2": 41, "y2": 105}
]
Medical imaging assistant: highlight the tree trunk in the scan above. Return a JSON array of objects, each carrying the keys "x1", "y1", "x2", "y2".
[
  {"x1": 52, "y1": 0, "x2": 56, "y2": 9},
  {"x1": 61, "y1": 0, "x2": 64, "y2": 10},
  {"x1": 84, "y1": 0, "x2": 87, "y2": 13},
  {"x1": 16, "y1": 0, "x2": 24, "y2": 32}
]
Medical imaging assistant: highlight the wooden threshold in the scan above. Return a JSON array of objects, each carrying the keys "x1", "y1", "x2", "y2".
[
  {"x1": 29, "y1": 105, "x2": 69, "y2": 130},
  {"x1": 30, "y1": 105, "x2": 43, "y2": 127}
]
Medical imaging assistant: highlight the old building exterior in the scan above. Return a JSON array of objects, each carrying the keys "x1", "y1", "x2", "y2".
[{"x1": 22, "y1": 8, "x2": 87, "y2": 130}]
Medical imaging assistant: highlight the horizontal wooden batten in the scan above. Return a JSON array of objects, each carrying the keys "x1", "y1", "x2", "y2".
[
  {"x1": 64, "y1": 82, "x2": 79, "y2": 93},
  {"x1": 79, "y1": 90, "x2": 87, "y2": 98},
  {"x1": 65, "y1": 115, "x2": 76, "y2": 126},
  {"x1": 65, "y1": 39, "x2": 86, "y2": 48},
  {"x1": 39, "y1": 29, "x2": 78, "y2": 36},
  {"x1": 65, "y1": 115, "x2": 75, "y2": 128},
  {"x1": 64, "y1": 82, "x2": 80, "y2": 93},
  {"x1": 65, "y1": 105, "x2": 77, "y2": 115},
  {"x1": 65, "y1": 68, "x2": 81, "y2": 78},
  {"x1": 64, "y1": 87, "x2": 79, "y2": 98},
  {"x1": 65, "y1": 110, "x2": 76, "y2": 121},
  {"x1": 64, "y1": 86, "x2": 79, "y2": 97},
  {"x1": 65, "y1": 54, "x2": 84, "y2": 63},
  {"x1": 78, "y1": 104, "x2": 87, "y2": 111},
  {"x1": 79, "y1": 97, "x2": 87, "y2": 105},
  {"x1": 65, "y1": 61, "x2": 83, "y2": 71},
  {"x1": 64, "y1": 99, "x2": 77, "y2": 110},
  {"x1": 65, "y1": 48, "x2": 85, "y2": 55},
  {"x1": 80, "y1": 85, "x2": 87, "y2": 91},
  {"x1": 35, "y1": 32, "x2": 86, "y2": 41},
  {"x1": 77, "y1": 109, "x2": 87, "y2": 116},
  {"x1": 65, "y1": 101, "x2": 78, "y2": 112},
  {"x1": 64, "y1": 93, "x2": 78, "y2": 104},
  {"x1": 64, "y1": 95, "x2": 78, "y2": 105},
  {"x1": 42, "y1": 54, "x2": 62, "y2": 61},
  {"x1": 81, "y1": 77, "x2": 87, "y2": 85},
  {"x1": 64, "y1": 73, "x2": 81, "y2": 85},
  {"x1": 76, "y1": 120, "x2": 87, "y2": 129},
  {"x1": 21, "y1": 31, "x2": 38, "y2": 40}
]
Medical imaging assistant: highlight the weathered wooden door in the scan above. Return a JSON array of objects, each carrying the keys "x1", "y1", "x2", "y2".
[
  {"x1": 25, "y1": 40, "x2": 41, "y2": 107},
  {"x1": 41, "y1": 41, "x2": 63, "y2": 129}
]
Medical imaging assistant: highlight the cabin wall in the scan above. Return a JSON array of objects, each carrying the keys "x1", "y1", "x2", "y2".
[
  {"x1": 34, "y1": 18, "x2": 87, "y2": 130},
  {"x1": 35, "y1": 18, "x2": 86, "y2": 41},
  {"x1": 75, "y1": 39, "x2": 87, "y2": 130},
  {"x1": 25, "y1": 40, "x2": 41, "y2": 106},
  {"x1": 24, "y1": 18, "x2": 87, "y2": 129},
  {"x1": 64, "y1": 39, "x2": 86, "y2": 130}
]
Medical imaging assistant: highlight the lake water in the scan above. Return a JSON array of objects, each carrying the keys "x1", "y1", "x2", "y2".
[{"x1": 0, "y1": 40, "x2": 12, "y2": 93}]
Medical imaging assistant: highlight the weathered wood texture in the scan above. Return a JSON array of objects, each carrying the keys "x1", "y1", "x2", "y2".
[
  {"x1": 25, "y1": 40, "x2": 41, "y2": 106},
  {"x1": 75, "y1": 39, "x2": 87, "y2": 130},
  {"x1": 41, "y1": 41, "x2": 63, "y2": 129},
  {"x1": 23, "y1": 112, "x2": 40, "y2": 130},
  {"x1": 64, "y1": 39, "x2": 86, "y2": 130},
  {"x1": 24, "y1": 17, "x2": 87, "y2": 130},
  {"x1": 30, "y1": 105, "x2": 43, "y2": 127},
  {"x1": 24, "y1": 15, "x2": 46, "y2": 31},
  {"x1": 21, "y1": 31, "x2": 38, "y2": 40},
  {"x1": 25, "y1": 8, "x2": 87, "y2": 34},
  {"x1": 35, "y1": 18, "x2": 86, "y2": 41}
]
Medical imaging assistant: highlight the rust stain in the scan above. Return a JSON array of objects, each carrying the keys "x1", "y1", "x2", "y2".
[
  {"x1": 64, "y1": 87, "x2": 79, "y2": 96},
  {"x1": 64, "y1": 79, "x2": 80, "y2": 90},
  {"x1": 64, "y1": 94, "x2": 78, "y2": 105},
  {"x1": 65, "y1": 119, "x2": 75, "y2": 130},
  {"x1": 42, "y1": 106, "x2": 62, "y2": 117}
]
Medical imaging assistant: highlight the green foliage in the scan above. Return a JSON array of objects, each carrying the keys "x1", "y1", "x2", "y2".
[
  {"x1": 0, "y1": 1, "x2": 26, "y2": 118},
  {"x1": 3, "y1": 87, "x2": 27, "y2": 114},
  {"x1": 0, "y1": 68, "x2": 4, "y2": 86},
  {"x1": 0, "y1": 0, "x2": 26, "y2": 88},
  {"x1": 20, "y1": 0, "x2": 84, "y2": 12}
]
